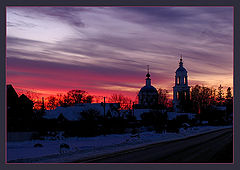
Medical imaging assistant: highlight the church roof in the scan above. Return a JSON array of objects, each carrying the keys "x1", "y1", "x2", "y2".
[
  {"x1": 139, "y1": 85, "x2": 158, "y2": 94},
  {"x1": 176, "y1": 56, "x2": 187, "y2": 73},
  {"x1": 176, "y1": 66, "x2": 187, "y2": 72},
  {"x1": 138, "y1": 65, "x2": 158, "y2": 95}
]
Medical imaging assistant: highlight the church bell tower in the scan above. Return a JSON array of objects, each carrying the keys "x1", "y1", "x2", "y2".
[{"x1": 173, "y1": 55, "x2": 190, "y2": 112}]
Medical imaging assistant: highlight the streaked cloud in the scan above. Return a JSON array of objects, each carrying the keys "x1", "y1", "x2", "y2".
[{"x1": 6, "y1": 7, "x2": 233, "y2": 100}]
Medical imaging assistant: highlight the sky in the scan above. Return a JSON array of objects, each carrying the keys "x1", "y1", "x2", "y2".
[{"x1": 6, "y1": 7, "x2": 233, "y2": 101}]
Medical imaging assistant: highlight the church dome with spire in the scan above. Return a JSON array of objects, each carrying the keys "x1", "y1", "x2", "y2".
[
  {"x1": 176, "y1": 56, "x2": 187, "y2": 73},
  {"x1": 139, "y1": 85, "x2": 158, "y2": 94},
  {"x1": 138, "y1": 66, "x2": 158, "y2": 108},
  {"x1": 173, "y1": 55, "x2": 190, "y2": 113},
  {"x1": 139, "y1": 69, "x2": 158, "y2": 94}
]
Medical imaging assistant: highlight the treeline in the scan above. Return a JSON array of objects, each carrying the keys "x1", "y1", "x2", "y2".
[
  {"x1": 19, "y1": 90, "x2": 137, "y2": 111},
  {"x1": 18, "y1": 84, "x2": 233, "y2": 113},
  {"x1": 189, "y1": 85, "x2": 233, "y2": 125},
  {"x1": 18, "y1": 89, "x2": 94, "y2": 110},
  {"x1": 189, "y1": 85, "x2": 233, "y2": 113},
  {"x1": 45, "y1": 90, "x2": 94, "y2": 110},
  {"x1": 8, "y1": 84, "x2": 233, "y2": 135}
]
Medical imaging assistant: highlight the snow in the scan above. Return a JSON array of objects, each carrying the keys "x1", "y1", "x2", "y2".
[
  {"x1": 167, "y1": 112, "x2": 196, "y2": 120},
  {"x1": 44, "y1": 106, "x2": 82, "y2": 121},
  {"x1": 213, "y1": 106, "x2": 227, "y2": 111},
  {"x1": 44, "y1": 103, "x2": 120, "y2": 121},
  {"x1": 7, "y1": 125, "x2": 232, "y2": 163}
]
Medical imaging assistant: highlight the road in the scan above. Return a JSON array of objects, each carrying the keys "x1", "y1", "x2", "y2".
[{"x1": 74, "y1": 128, "x2": 233, "y2": 163}]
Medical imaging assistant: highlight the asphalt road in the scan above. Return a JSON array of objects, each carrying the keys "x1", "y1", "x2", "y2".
[{"x1": 75, "y1": 128, "x2": 233, "y2": 163}]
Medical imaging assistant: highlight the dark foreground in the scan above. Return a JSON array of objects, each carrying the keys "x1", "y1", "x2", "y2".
[{"x1": 74, "y1": 128, "x2": 233, "y2": 163}]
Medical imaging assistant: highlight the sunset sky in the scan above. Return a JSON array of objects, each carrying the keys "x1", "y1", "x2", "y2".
[{"x1": 6, "y1": 7, "x2": 233, "y2": 101}]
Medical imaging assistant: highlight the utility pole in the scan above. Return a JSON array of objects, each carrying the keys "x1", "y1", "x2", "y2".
[
  {"x1": 104, "y1": 97, "x2": 106, "y2": 118},
  {"x1": 129, "y1": 100, "x2": 131, "y2": 110},
  {"x1": 103, "y1": 96, "x2": 106, "y2": 136},
  {"x1": 41, "y1": 97, "x2": 45, "y2": 111},
  {"x1": 132, "y1": 102, "x2": 135, "y2": 117}
]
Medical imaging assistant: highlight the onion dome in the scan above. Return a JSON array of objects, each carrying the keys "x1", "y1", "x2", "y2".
[{"x1": 176, "y1": 55, "x2": 187, "y2": 73}]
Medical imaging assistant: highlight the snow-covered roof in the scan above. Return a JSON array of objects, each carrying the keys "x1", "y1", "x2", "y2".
[
  {"x1": 213, "y1": 106, "x2": 226, "y2": 111},
  {"x1": 167, "y1": 112, "x2": 197, "y2": 120},
  {"x1": 44, "y1": 103, "x2": 120, "y2": 121},
  {"x1": 119, "y1": 110, "x2": 197, "y2": 121},
  {"x1": 44, "y1": 106, "x2": 82, "y2": 121}
]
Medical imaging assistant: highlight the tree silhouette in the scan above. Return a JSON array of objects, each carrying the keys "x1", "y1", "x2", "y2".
[
  {"x1": 158, "y1": 88, "x2": 169, "y2": 109},
  {"x1": 108, "y1": 93, "x2": 131, "y2": 110},
  {"x1": 217, "y1": 84, "x2": 224, "y2": 104},
  {"x1": 83, "y1": 95, "x2": 94, "y2": 103},
  {"x1": 226, "y1": 87, "x2": 232, "y2": 99},
  {"x1": 67, "y1": 89, "x2": 87, "y2": 104},
  {"x1": 56, "y1": 93, "x2": 65, "y2": 107},
  {"x1": 46, "y1": 96, "x2": 58, "y2": 110},
  {"x1": 58, "y1": 89, "x2": 93, "y2": 106},
  {"x1": 191, "y1": 85, "x2": 213, "y2": 114},
  {"x1": 225, "y1": 87, "x2": 233, "y2": 120}
]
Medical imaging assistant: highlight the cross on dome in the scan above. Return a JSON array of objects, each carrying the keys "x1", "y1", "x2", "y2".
[
  {"x1": 146, "y1": 65, "x2": 150, "y2": 78},
  {"x1": 179, "y1": 54, "x2": 183, "y2": 67}
]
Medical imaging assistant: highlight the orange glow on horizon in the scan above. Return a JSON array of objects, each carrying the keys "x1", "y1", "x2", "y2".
[{"x1": 10, "y1": 82, "x2": 233, "y2": 105}]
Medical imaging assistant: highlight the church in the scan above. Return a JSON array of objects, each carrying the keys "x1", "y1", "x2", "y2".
[
  {"x1": 133, "y1": 57, "x2": 195, "y2": 120},
  {"x1": 136, "y1": 56, "x2": 191, "y2": 112},
  {"x1": 136, "y1": 66, "x2": 158, "y2": 109},
  {"x1": 172, "y1": 56, "x2": 190, "y2": 112}
]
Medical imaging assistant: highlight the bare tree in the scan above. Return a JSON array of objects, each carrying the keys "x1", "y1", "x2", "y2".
[
  {"x1": 46, "y1": 96, "x2": 58, "y2": 110},
  {"x1": 57, "y1": 90, "x2": 94, "y2": 106},
  {"x1": 158, "y1": 88, "x2": 169, "y2": 109},
  {"x1": 84, "y1": 95, "x2": 94, "y2": 103},
  {"x1": 93, "y1": 95, "x2": 101, "y2": 103},
  {"x1": 109, "y1": 94, "x2": 131, "y2": 110},
  {"x1": 33, "y1": 99, "x2": 43, "y2": 110},
  {"x1": 67, "y1": 89, "x2": 87, "y2": 104},
  {"x1": 56, "y1": 93, "x2": 65, "y2": 107},
  {"x1": 191, "y1": 85, "x2": 212, "y2": 114}
]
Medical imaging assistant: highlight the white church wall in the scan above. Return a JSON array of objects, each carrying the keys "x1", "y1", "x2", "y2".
[{"x1": 167, "y1": 112, "x2": 196, "y2": 120}]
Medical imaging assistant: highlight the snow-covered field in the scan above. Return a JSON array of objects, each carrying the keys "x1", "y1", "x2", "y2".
[{"x1": 7, "y1": 125, "x2": 232, "y2": 163}]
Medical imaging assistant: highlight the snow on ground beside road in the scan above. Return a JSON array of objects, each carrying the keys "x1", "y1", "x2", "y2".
[{"x1": 7, "y1": 125, "x2": 232, "y2": 163}]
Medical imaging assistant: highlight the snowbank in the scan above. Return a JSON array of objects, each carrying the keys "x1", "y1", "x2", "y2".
[{"x1": 7, "y1": 125, "x2": 232, "y2": 163}]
